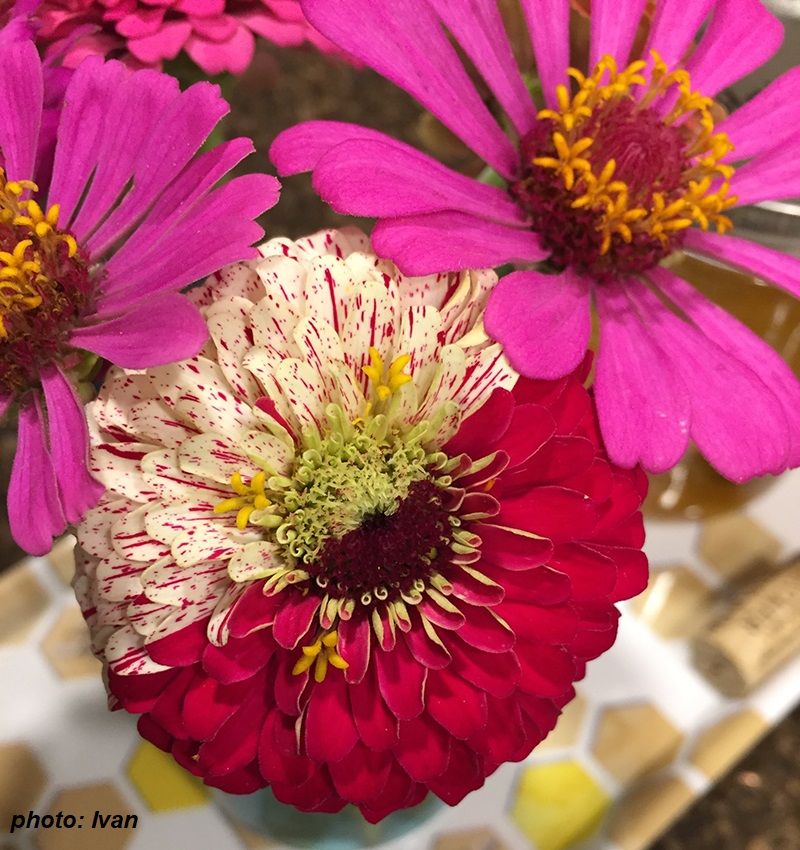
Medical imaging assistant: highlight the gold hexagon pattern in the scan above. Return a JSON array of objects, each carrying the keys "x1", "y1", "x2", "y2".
[
  {"x1": 591, "y1": 703, "x2": 684, "y2": 785},
  {"x1": 698, "y1": 513, "x2": 781, "y2": 579},
  {"x1": 630, "y1": 566, "x2": 713, "y2": 640},
  {"x1": 434, "y1": 827, "x2": 509, "y2": 850},
  {"x1": 512, "y1": 761, "x2": 610, "y2": 850},
  {"x1": 607, "y1": 776, "x2": 694, "y2": 850},
  {"x1": 537, "y1": 693, "x2": 588, "y2": 752},
  {"x1": 41, "y1": 604, "x2": 102, "y2": 680},
  {"x1": 35, "y1": 782, "x2": 137, "y2": 850},
  {"x1": 0, "y1": 566, "x2": 49, "y2": 645},
  {"x1": 127, "y1": 740, "x2": 210, "y2": 812},
  {"x1": 689, "y1": 710, "x2": 768, "y2": 780},
  {"x1": 0, "y1": 743, "x2": 47, "y2": 833}
]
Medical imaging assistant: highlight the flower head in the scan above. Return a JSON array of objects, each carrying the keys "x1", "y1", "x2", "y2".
[
  {"x1": 35, "y1": 0, "x2": 349, "y2": 75},
  {"x1": 0, "y1": 39, "x2": 279, "y2": 554},
  {"x1": 271, "y1": 0, "x2": 800, "y2": 484},
  {"x1": 74, "y1": 228, "x2": 648, "y2": 820}
]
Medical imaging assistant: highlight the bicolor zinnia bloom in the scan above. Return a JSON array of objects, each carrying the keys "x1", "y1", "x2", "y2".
[
  {"x1": 36, "y1": 0, "x2": 348, "y2": 75},
  {"x1": 0, "y1": 39, "x2": 279, "y2": 555},
  {"x1": 74, "y1": 229, "x2": 648, "y2": 820},
  {"x1": 271, "y1": 0, "x2": 800, "y2": 483}
]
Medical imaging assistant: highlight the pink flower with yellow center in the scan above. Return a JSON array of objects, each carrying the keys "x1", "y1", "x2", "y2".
[
  {"x1": 271, "y1": 0, "x2": 800, "y2": 483},
  {"x1": 74, "y1": 228, "x2": 648, "y2": 820},
  {"x1": 0, "y1": 39, "x2": 279, "y2": 555},
  {"x1": 35, "y1": 0, "x2": 349, "y2": 74}
]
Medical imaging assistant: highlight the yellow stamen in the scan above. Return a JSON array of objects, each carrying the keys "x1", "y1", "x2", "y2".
[
  {"x1": 292, "y1": 630, "x2": 349, "y2": 682},
  {"x1": 213, "y1": 471, "x2": 272, "y2": 528},
  {"x1": 362, "y1": 347, "x2": 413, "y2": 403},
  {"x1": 532, "y1": 50, "x2": 736, "y2": 258}
]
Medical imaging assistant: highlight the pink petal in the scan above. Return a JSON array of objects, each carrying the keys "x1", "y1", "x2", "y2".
[
  {"x1": 8, "y1": 396, "x2": 66, "y2": 555},
  {"x1": 589, "y1": 0, "x2": 649, "y2": 69},
  {"x1": 311, "y1": 138, "x2": 524, "y2": 222},
  {"x1": 128, "y1": 20, "x2": 192, "y2": 63},
  {"x1": 684, "y1": 229, "x2": 800, "y2": 301},
  {"x1": 0, "y1": 393, "x2": 12, "y2": 419},
  {"x1": 372, "y1": 211, "x2": 546, "y2": 276},
  {"x1": 730, "y1": 144, "x2": 800, "y2": 206},
  {"x1": 270, "y1": 121, "x2": 398, "y2": 176},
  {"x1": 70, "y1": 292, "x2": 209, "y2": 369},
  {"x1": 300, "y1": 0, "x2": 517, "y2": 178},
  {"x1": 484, "y1": 268, "x2": 592, "y2": 380},
  {"x1": 429, "y1": 0, "x2": 537, "y2": 136},
  {"x1": 642, "y1": 0, "x2": 714, "y2": 69},
  {"x1": 518, "y1": 0, "x2": 570, "y2": 110},
  {"x1": 684, "y1": 0, "x2": 783, "y2": 98},
  {"x1": 649, "y1": 264, "x2": 800, "y2": 473},
  {"x1": 0, "y1": 40, "x2": 42, "y2": 180},
  {"x1": 718, "y1": 67, "x2": 800, "y2": 161},
  {"x1": 184, "y1": 25, "x2": 255, "y2": 76},
  {"x1": 40, "y1": 366, "x2": 104, "y2": 524},
  {"x1": 593, "y1": 277, "x2": 691, "y2": 472},
  {"x1": 271, "y1": 592, "x2": 321, "y2": 649},
  {"x1": 116, "y1": 8, "x2": 165, "y2": 38}
]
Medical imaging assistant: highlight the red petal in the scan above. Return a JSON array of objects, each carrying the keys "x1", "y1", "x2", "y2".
[
  {"x1": 328, "y1": 741, "x2": 393, "y2": 804},
  {"x1": 138, "y1": 712, "x2": 174, "y2": 751},
  {"x1": 474, "y1": 524, "x2": 554, "y2": 569},
  {"x1": 375, "y1": 637, "x2": 426, "y2": 720},
  {"x1": 303, "y1": 672, "x2": 359, "y2": 763},
  {"x1": 272, "y1": 592, "x2": 322, "y2": 649},
  {"x1": 500, "y1": 565, "x2": 571, "y2": 605},
  {"x1": 338, "y1": 613, "x2": 371, "y2": 684},
  {"x1": 589, "y1": 543, "x2": 649, "y2": 601},
  {"x1": 350, "y1": 665, "x2": 398, "y2": 751},
  {"x1": 448, "y1": 567, "x2": 504, "y2": 606},
  {"x1": 259, "y1": 710, "x2": 315, "y2": 786},
  {"x1": 147, "y1": 617, "x2": 208, "y2": 666},
  {"x1": 403, "y1": 621, "x2": 451, "y2": 669},
  {"x1": 271, "y1": 766, "x2": 338, "y2": 811},
  {"x1": 466, "y1": 694, "x2": 529, "y2": 762},
  {"x1": 502, "y1": 435, "x2": 596, "y2": 495},
  {"x1": 274, "y1": 650, "x2": 310, "y2": 715},
  {"x1": 426, "y1": 669, "x2": 488, "y2": 739},
  {"x1": 445, "y1": 635, "x2": 520, "y2": 698},
  {"x1": 444, "y1": 387, "x2": 515, "y2": 456},
  {"x1": 357, "y1": 760, "x2": 420, "y2": 823},
  {"x1": 226, "y1": 583, "x2": 283, "y2": 638},
  {"x1": 394, "y1": 712, "x2": 450, "y2": 781},
  {"x1": 209, "y1": 762, "x2": 264, "y2": 794},
  {"x1": 501, "y1": 600, "x2": 578, "y2": 644},
  {"x1": 149, "y1": 667, "x2": 195, "y2": 738},
  {"x1": 495, "y1": 486, "x2": 599, "y2": 543},
  {"x1": 548, "y1": 542, "x2": 617, "y2": 600},
  {"x1": 182, "y1": 675, "x2": 252, "y2": 741},
  {"x1": 516, "y1": 643, "x2": 576, "y2": 698},
  {"x1": 455, "y1": 603, "x2": 515, "y2": 652},
  {"x1": 497, "y1": 403, "x2": 557, "y2": 468},
  {"x1": 109, "y1": 668, "x2": 177, "y2": 713},
  {"x1": 202, "y1": 628, "x2": 276, "y2": 683},
  {"x1": 426, "y1": 737, "x2": 485, "y2": 805}
]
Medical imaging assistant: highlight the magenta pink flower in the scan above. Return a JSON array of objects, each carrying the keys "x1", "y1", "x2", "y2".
[
  {"x1": 36, "y1": 0, "x2": 349, "y2": 74},
  {"x1": 271, "y1": 0, "x2": 800, "y2": 484},
  {"x1": 0, "y1": 39, "x2": 279, "y2": 555}
]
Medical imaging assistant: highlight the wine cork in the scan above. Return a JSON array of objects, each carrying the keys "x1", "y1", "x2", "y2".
[{"x1": 692, "y1": 556, "x2": 800, "y2": 697}]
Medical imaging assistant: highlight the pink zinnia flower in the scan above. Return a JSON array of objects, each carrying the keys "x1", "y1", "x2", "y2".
[
  {"x1": 271, "y1": 0, "x2": 800, "y2": 484},
  {"x1": 36, "y1": 0, "x2": 348, "y2": 75},
  {"x1": 0, "y1": 39, "x2": 279, "y2": 555},
  {"x1": 74, "y1": 228, "x2": 648, "y2": 820}
]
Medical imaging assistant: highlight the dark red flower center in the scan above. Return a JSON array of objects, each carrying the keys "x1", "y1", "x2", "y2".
[{"x1": 304, "y1": 479, "x2": 452, "y2": 603}]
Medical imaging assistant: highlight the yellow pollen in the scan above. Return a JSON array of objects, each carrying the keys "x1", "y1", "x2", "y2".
[
  {"x1": 213, "y1": 470, "x2": 271, "y2": 530},
  {"x1": 362, "y1": 347, "x2": 413, "y2": 402},
  {"x1": 292, "y1": 629, "x2": 349, "y2": 682},
  {"x1": 533, "y1": 51, "x2": 737, "y2": 256},
  {"x1": 0, "y1": 169, "x2": 81, "y2": 338}
]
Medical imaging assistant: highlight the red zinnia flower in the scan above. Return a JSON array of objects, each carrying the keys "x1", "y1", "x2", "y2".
[{"x1": 74, "y1": 229, "x2": 648, "y2": 820}]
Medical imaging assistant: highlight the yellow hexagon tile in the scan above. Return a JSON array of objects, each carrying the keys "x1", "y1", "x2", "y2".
[
  {"x1": 434, "y1": 827, "x2": 509, "y2": 850},
  {"x1": 41, "y1": 604, "x2": 101, "y2": 680},
  {"x1": 36, "y1": 783, "x2": 137, "y2": 850},
  {"x1": 127, "y1": 740, "x2": 210, "y2": 812},
  {"x1": 511, "y1": 760, "x2": 609, "y2": 850},
  {"x1": 0, "y1": 565, "x2": 49, "y2": 645},
  {"x1": 536, "y1": 693, "x2": 588, "y2": 752},
  {"x1": 46, "y1": 535, "x2": 77, "y2": 586},
  {"x1": 630, "y1": 566, "x2": 713, "y2": 640},
  {"x1": 689, "y1": 710, "x2": 768, "y2": 780},
  {"x1": 0, "y1": 743, "x2": 47, "y2": 832},
  {"x1": 591, "y1": 702, "x2": 683, "y2": 785},
  {"x1": 698, "y1": 513, "x2": 781, "y2": 579},
  {"x1": 607, "y1": 776, "x2": 694, "y2": 850}
]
